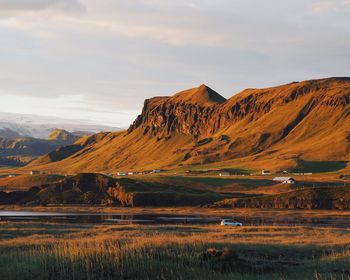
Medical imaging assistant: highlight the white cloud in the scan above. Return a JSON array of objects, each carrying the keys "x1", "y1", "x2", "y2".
[
  {"x1": 0, "y1": 91, "x2": 136, "y2": 126},
  {"x1": 0, "y1": 0, "x2": 349, "y2": 126},
  {"x1": 311, "y1": 0, "x2": 350, "y2": 13},
  {"x1": 0, "y1": 0, "x2": 85, "y2": 12}
]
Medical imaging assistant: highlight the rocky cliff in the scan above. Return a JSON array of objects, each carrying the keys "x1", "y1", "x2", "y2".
[
  {"x1": 130, "y1": 78, "x2": 349, "y2": 140},
  {"x1": 128, "y1": 85, "x2": 226, "y2": 137}
]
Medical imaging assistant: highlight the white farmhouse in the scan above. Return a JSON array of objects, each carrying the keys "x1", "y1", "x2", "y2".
[{"x1": 273, "y1": 177, "x2": 296, "y2": 184}]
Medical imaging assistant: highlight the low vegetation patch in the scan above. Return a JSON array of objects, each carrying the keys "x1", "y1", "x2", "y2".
[
  {"x1": 0, "y1": 173, "x2": 229, "y2": 206},
  {"x1": 215, "y1": 186, "x2": 350, "y2": 210},
  {"x1": 292, "y1": 160, "x2": 348, "y2": 173}
]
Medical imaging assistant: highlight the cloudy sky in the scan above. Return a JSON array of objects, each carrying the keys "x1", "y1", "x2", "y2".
[{"x1": 0, "y1": 0, "x2": 349, "y2": 127}]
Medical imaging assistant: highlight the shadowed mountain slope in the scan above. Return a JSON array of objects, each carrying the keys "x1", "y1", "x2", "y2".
[
  {"x1": 27, "y1": 78, "x2": 350, "y2": 173},
  {"x1": 0, "y1": 129, "x2": 85, "y2": 167},
  {"x1": 0, "y1": 128, "x2": 21, "y2": 139}
]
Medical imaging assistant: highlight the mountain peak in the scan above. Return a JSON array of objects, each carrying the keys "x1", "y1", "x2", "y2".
[
  {"x1": 48, "y1": 129, "x2": 79, "y2": 143},
  {"x1": 171, "y1": 84, "x2": 226, "y2": 106}
]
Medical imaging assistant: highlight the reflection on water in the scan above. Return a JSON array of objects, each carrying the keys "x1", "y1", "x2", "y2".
[{"x1": 0, "y1": 210, "x2": 349, "y2": 228}]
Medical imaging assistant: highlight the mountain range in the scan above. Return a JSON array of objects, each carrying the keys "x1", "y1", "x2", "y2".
[
  {"x1": 0, "y1": 129, "x2": 86, "y2": 166},
  {"x1": 24, "y1": 77, "x2": 350, "y2": 173},
  {"x1": 0, "y1": 112, "x2": 120, "y2": 139}
]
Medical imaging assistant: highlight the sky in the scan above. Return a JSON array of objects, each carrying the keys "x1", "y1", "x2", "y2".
[{"x1": 0, "y1": 0, "x2": 349, "y2": 127}]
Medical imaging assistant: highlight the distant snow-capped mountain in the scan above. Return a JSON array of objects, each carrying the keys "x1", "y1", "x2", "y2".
[{"x1": 0, "y1": 112, "x2": 121, "y2": 139}]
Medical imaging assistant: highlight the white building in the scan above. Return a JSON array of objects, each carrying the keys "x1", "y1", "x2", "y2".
[
  {"x1": 30, "y1": 171, "x2": 41, "y2": 175},
  {"x1": 219, "y1": 172, "x2": 230, "y2": 176},
  {"x1": 273, "y1": 177, "x2": 296, "y2": 184},
  {"x1": 262, "y1": 170, "x2": 271, "y2": 176}
]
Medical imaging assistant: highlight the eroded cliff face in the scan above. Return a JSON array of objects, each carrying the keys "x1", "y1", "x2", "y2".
[
  {"x1": 129, "y1": 97, "x2": 221, "y2": 137},
  {"x1": 129, "y1": 78, "x2": 350, "y2": 141},
  {"x1": 128, "y1": 85, "x2": 226, "y2": 137}
]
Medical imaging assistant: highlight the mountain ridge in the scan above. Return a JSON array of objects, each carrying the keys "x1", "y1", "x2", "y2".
[{"x1": 26, "y1": 77, "x2": 350, "y2": 173}]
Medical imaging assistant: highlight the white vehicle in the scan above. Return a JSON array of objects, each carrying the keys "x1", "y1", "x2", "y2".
[{"x1": 220, "y1": 219, "x2": 242, "y2": 226}]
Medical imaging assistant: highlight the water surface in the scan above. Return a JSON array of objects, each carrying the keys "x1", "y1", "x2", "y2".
[{"x1": 0, "y1": 210, "x2": 349, "y2": 228}]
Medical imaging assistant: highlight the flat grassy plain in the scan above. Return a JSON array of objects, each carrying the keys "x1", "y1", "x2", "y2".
[
  {"x1": 1, "y1": 220, "x2": 350, "y2": 280},
  {"x1": 138, "y1": 173, "x2": 350, "y2": 197}
]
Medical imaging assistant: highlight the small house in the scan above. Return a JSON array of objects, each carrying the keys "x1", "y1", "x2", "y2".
[
  {"x1": 273, "y1": 177, "x2": 296, "y2": 184},
  {"x1": 30, "y1": 171, "x2": 41, "y2": 175},
  {"x1": 262, "y1": 170, "x2": 271, "y2": 176},
  {"x1": 117, "y1": 172, "x2": 128, "y2": 176},
  {"x1": 219, "y1": 172, "x2": 230, "y2": 177}
]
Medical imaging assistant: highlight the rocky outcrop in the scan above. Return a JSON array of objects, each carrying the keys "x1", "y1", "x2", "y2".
[
  {"x1": 128, "y1": 85, "x2": 226, "y2": 137},
  {"x1": 129, "y1": 98, "x2": 220, "y2": 137}
]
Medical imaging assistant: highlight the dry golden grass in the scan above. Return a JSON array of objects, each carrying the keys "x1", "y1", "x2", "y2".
[{"x1": 1, "y1": 220, "x2": 350, "y2": 280}]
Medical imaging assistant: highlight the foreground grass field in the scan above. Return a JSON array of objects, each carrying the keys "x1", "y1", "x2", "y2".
[{"x1": 1, "y1": 221, "x2": 350, "y2": 280}]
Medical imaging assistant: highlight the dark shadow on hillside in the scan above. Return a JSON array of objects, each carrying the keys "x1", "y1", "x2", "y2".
[{"x1": 292, "y1": 160, "x2": 348, "y2": 173}]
